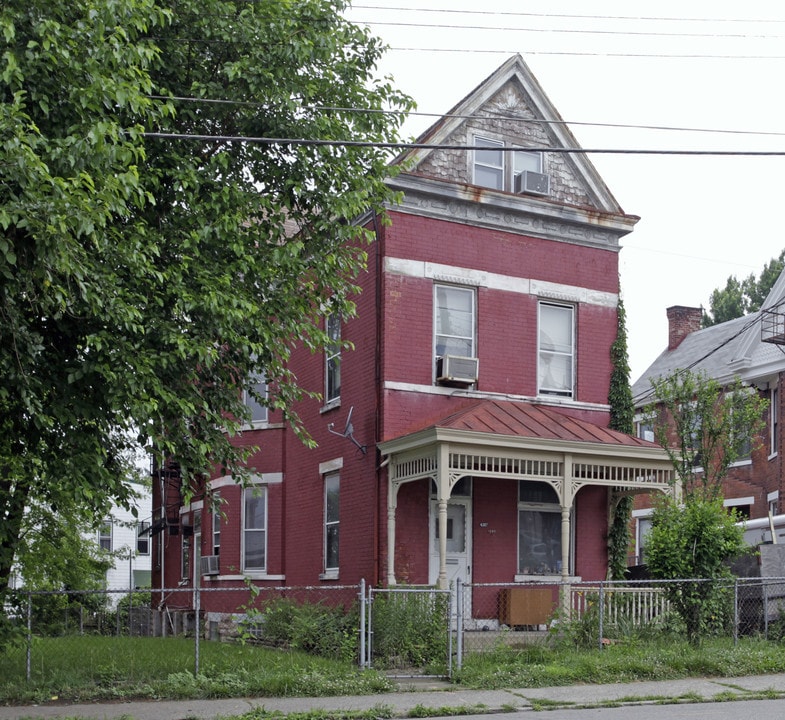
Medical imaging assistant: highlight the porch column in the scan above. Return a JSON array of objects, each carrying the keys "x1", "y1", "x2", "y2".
[
  {"x1": 386, "y1": 479, "x2": 399, "y2": 586},
  {"x1": 559, "y1": 454, "x2": 573, "y2": 617},
  {"x1": 560, "y1": 505, "x2": 570, "y2": 581},
  {"x1": 436, "y1": 444, "x2": 450, "y2": 590}
]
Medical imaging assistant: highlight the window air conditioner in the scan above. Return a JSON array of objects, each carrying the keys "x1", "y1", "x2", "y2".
[
  {"x1": 200, "y1": 555, "x2": 220, "y2": 576},
  {"x1": 436, "y1": 355, "x2": 479, "y2": 385},
  {"x1": 514, "y1": 170, "x2": 550, "y2": 196}
]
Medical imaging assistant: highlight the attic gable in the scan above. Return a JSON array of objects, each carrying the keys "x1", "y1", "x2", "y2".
[{"x1": 398, "y1": 54, "x2": 624, "y2": 215}]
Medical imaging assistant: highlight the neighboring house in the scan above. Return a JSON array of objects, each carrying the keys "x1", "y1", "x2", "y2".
[
  {"x1": 97, "y1": 483, "x2": 154, "y2": 600},
  {"x1": 151, "y1": 55, "x2": 673, "y2": 625},
  {"x1": 7, "y1": 482, "x2": 152, "y2": 605},
  {"x1": 631, "y1": 270, "x2": 785, "y2": 563}
]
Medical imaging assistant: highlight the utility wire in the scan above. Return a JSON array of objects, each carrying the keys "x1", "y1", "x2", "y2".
[
  {"x1": 351, "y1": 6, "x2": 785, "y2": 25},
  {"x1": 358, "y1": 19, "x2": 785, "y2": 40},
  {"x1": 150, "y1": 96, "x2": 785, "y2": 139},
  {"x1": 388, "y1": 47, "x2": 785, "y2": 59},
  {"x1": 141, "y1": 133, "x2": 785, "y2": 155}
]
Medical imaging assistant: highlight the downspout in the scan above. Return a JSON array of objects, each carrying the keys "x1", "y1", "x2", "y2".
[{"x1": 372, "y1": 211, "x2": 383, "y2": 587}]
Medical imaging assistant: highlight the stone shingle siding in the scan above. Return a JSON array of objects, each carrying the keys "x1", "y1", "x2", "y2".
[{"x1": 414, "y1": 84, "x2": 593, "y2": 207}]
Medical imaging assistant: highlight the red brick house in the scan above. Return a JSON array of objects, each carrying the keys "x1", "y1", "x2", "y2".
[
  {"x1": 151, "y1": 55, "x2": 673, "y2": 621},
  {"x1": 631, "y1": 269, "x2": 785, "y2": 558}
]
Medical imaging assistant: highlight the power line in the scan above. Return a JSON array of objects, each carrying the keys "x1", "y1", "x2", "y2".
[
  {"x1": 358, "y1": 19, "x2": 785, "y2": 40},
  {"x1": 141, "y1": 133, "x2": 785, "y2": 155},
  {"x1": 150, "y1": 96, "x2": 785, "y2": 139},
  {"x1": 351, "y1": 6, "x2": 785, "y2": 25},
  {"x1": 389, "y1": 47, "x2": 785, "y2": 60}
]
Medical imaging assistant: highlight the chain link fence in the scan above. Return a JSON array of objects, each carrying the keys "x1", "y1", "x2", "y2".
[
  {"x1": 459, "y1": 577, "x2": 785, "y2": 652},
  {"x1": 5, "y1": 576, "x2": 785, "y2": 686}
]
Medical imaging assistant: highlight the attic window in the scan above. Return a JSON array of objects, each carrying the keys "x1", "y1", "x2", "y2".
[
  {"x1": 473, "y1": 136, "x2": 504, "y2": 189},
  {"x1": 473, "y1": 135, "x2": 545, "y2": 193}
]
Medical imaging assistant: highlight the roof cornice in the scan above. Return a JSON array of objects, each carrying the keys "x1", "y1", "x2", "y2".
[{"x1": 386, "y1": 173, "x2": 637, "y2": 250}]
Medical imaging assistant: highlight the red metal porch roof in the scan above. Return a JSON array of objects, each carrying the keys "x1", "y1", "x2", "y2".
[{"x1": 404, "y1": 399, "x2": 659, "y2": 449}]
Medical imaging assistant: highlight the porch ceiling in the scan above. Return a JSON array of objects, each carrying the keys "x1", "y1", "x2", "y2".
[{"x1": 378, "y1": 399, "x2": 675, "y2": 494}]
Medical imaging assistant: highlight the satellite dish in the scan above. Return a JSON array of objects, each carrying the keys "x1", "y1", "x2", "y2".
[{"x1": 327, "y1": 405, "x2": 367, "y2": 455}]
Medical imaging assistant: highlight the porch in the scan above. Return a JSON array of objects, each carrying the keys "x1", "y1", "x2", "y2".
[{"x1": 379, "y1": 400, "x2": 676, "y2": 589}]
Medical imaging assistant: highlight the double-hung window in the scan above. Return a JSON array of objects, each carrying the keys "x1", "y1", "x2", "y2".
[
  {"x1": 325, "y1": 313, "x2": 341, "y2": 404},
  {"x1": 513, "y1": 149, "x2": 543, "y2": 177},
  {"x1": 434, "y1": 284, "x2": 475, "y2": 359},
  {"x1": 473, "y1": 136, "x2": 504, "y2": 189},
  {"x1": 243, "y1": 372, "x2": 268, "y2": 424},
  {"x1": 243, "y1": 486, "x2": 267, "y2": 572},
  {"x1": 136, "y1": 521, "x2": 150, "y2": 555},
  {"x1": 474, "y1": 135, "x2": 545, "y2": 193},
  {"x1": 98, "y1": 519, "x2": 112, "y2": 552},
  {"x1": 517, "y1": 481, "x2": 562, "y2": 575},
  {"x1": 324, "y1": 472, "x2": 340, "y2": 575},
  {"x1": 212, "y1": 492, "x2": 221, "y2": 556},
  {"x1": 538, "y1": 302, "x2": 574, "y2": 397},
  {"x1": 181, "y1": 536, "x2": 190, "y2": 579}
]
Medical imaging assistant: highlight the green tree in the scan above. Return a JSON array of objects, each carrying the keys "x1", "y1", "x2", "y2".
[
  {"x1": 0, "y1": 0, "x2": 412, "y2": 604},
  {"x1": 643, "y1": 369, "x2": 765, "y2": 643},
  {"x1": 702, "y1": 250, "x2": 785, "y2": 327},
  {"x1": 607, "y1": 299, "x2": 635, "y2": 580},
  {"x1": 645, "y1": 371, "x2": 767, "y2": 498},
  {"x1": 645, "y1": 494, "x2": 743, "y2": 644}
]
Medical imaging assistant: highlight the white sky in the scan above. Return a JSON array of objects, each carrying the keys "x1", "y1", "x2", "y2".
[{"x1": 344, "y1": 1, "x2": 785, "y2": 381}]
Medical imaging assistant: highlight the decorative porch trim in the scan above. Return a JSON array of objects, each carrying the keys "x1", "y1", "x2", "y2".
[{"x1": 381, "y1": 432, "x2": 675, "y2": 590}]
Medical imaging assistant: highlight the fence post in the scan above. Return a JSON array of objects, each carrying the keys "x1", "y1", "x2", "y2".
[
  {"x1": 194, "y1": 584, "x2": 201, "y2": 676},
  {"x1": 455, "y1": 579, "x2": 463, "y2": 671},
  {"x1": 367, "y1": 588, "x2": 374, "y2": 669},
  {"x1": 358, "y1": 579, "x2": 366, "y2": 669},
  {"x1": 26, "y1": 592, "x2": 32, "y2": 682},
  {"x1": 733, "y1": 578, "x2": 739, "y2": 646},
  {"x1": 763, "y1": 580, "x2": 770, "y2": 640},
  {"x1": 598, "y1": 582, "x2": 605, "y2": 651}
]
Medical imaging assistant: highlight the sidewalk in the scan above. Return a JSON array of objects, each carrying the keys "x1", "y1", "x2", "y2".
[{"x1": 2, "y1": 674, "x2": 785, "y2": 720}]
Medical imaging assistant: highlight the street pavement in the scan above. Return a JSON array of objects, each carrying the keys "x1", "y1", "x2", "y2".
[{"x1": 2, "y1": 673, "x2": 785, "y2": 720}]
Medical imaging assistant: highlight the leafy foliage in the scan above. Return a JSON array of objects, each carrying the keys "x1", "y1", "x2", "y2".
[
  {"x1": 240, "y1": 596, "x2": 359, "y2": 663},
  {"x1": 607, "y1": 299, "x2": 635, "y2": 579},
  {"x1": 644, "y1": 495, "x2": 744, "y2": 644},
  {"x1": 644, "y1": 370, "x2": 767, "y2": 498},
  {"x1": 0, "y1": 0, "x2": 412, "y2": 599},
  {"x1": 369, "y1": 591, "x2": 450, "y2": 672},
  {"x1": 702, "y1": 249, "x2": 785, "y2": 327},
  {"x1": 643, "y1": 369, "x2": 764, "y2": 644}
]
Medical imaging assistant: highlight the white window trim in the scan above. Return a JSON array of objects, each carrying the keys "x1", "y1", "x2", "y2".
[
  {"x1": 242, "y1": 373, "x2": 269, "y2": 428},
  {"x1": 321, "y1": 472, "x2": 340, "y2": 579},
  {"x1": 537, "y1": 301, "x2": 575, "y2": 399},
  {"x1": 242, "y1": 485, "x2": 268, "y2": 574},
  {"x1": 325, "y1": 312, "x2": 341, "y2": 406},
  {"x1": 433, "y1": 283, "x2": 476, "y2": 376},
  {"x1": 136, "y1": 521, "x2": 150, "y2": 556},
  {"x1": 98, "y1": 519, "x2": 112, "y2": 552},
  {"x1": 473, "y1": 134, "x2": 545, "y2": 192},
  {"x1": 212, "y1": 491, "x2": 221, "y2": 557},
  {"x1": 516, "y1": 482, "x2": 570, "y2": 577},
  {"x1": 724, "y1": 496, "x2": 754, "y2": 508}
]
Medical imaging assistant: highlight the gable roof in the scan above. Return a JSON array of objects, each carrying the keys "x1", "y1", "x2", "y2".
[
  {"x1": 632, "y1": 266, "x2": 785, "y2": 406},
  {"x1": 395, "y1": 54, "x2": 626, "y2": 215}
]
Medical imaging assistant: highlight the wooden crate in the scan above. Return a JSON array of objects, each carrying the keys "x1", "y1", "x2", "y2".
[{"x1": 498, "y1": 587, "x2": 554, "y2": 627}]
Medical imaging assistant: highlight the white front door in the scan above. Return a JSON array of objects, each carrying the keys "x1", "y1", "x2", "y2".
[{"x1": 429, "y1": 499, "x2": 472, "y2": 588}]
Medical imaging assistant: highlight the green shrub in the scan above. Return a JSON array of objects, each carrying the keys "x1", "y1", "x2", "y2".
[
  {"x1": 240, "y1": 597, "x2": 359, "y2": 663},
  {"x1": 370, "y1": 591, "x2": 449, "y2": 671}
]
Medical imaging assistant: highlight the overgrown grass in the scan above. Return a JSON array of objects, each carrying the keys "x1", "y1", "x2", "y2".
[
  {"x1": 0, "y1": 635, "x2": 393, "y2": 705},
  {"x1": 6, "y1": 632, "x2": 785, "y2": 707},
  {"x1": 455, "y1": 636, "x2": 785, "y2": 689}
]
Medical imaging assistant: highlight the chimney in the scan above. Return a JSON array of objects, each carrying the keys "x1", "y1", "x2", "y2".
[{"x1": 666, "y1": 306, "x2": 702, "y2": 350}]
